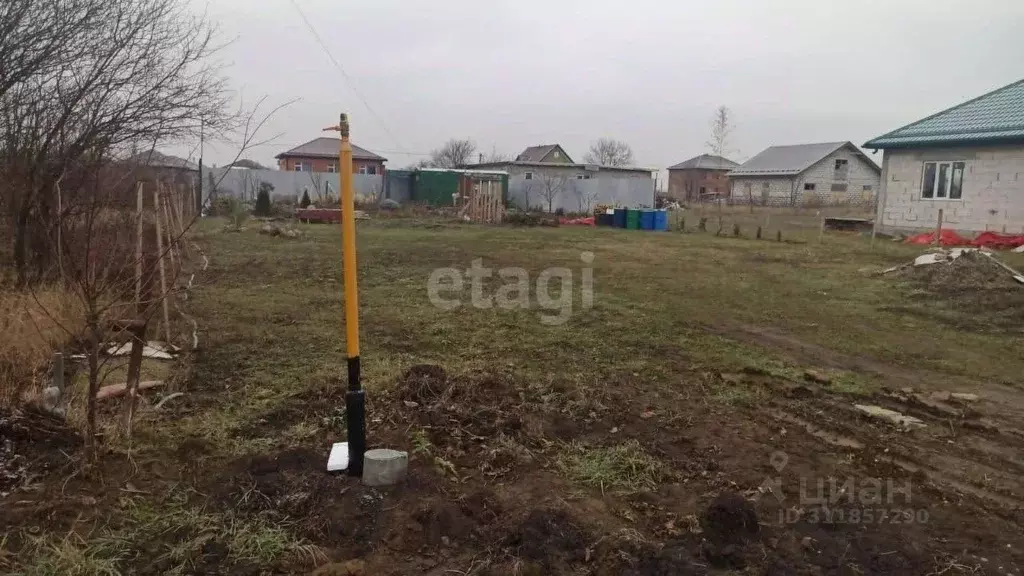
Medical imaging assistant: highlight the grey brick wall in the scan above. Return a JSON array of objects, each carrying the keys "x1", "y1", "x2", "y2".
[
  {"x1": 728, "y1": 149, "x2": 881, "y2": 207},
  {"x1": 876, "y1": 145, "x2": 1024, "y2": 234},
  {"x1": 730, "y1": 177, "x2": 795, "y2": 205}
]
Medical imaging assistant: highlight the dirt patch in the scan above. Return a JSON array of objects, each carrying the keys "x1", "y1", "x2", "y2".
[
  {"x1": 213, "y1": 448, "x2": 382, "y2": 554},
  {"x1": 0, "y1": 407, "x2": 80, "y2": 497},
  {"x1": 397, "y1": 364, "x2": 449, "y2": 405},
  {"x1": 504, "y1": 508, "x2": 588, "y2": 571}
]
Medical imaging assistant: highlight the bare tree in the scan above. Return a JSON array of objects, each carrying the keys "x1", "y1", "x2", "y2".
[
  {"x1": 583, "y1": 138, "x2": 634, "y2": 167},
  {"x1": 429, "y1": 139, "x2": 476, "y2": 169},
  {"x1": 482, "y1": 146, "x2": 511, "y2": 163},
  {"x1": 572, "y1": 179, "x2": 598, "y2": 213},
  {"x1": 520, "y1": 179, "x2": 535, "y2": 210},
  {"x1": 1, "y1": 0, "x2": 232, "y2": 285},
  {"x1": 538, "y1": 174, "x2": 566, "y2": 213},
  {"x1": 706, "y1": 105, "x2": 736, "y2": 157},
  {"x1": 308, "y1": 171, "x2": 326, "y2": 203}
]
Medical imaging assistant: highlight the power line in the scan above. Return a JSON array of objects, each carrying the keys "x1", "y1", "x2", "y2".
[{"x1": 286, "y1": 0, "x2": 408, "y2": 155}]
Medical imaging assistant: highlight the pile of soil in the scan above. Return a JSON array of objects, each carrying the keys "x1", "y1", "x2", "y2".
[{"x1": 901, "y1": 251, "x2": 1024, "y2": 330}]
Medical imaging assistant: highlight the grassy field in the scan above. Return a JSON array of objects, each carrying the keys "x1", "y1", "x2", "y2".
[{"x1": 4, "y1": 212, "x2": 1024, "y2": 575}]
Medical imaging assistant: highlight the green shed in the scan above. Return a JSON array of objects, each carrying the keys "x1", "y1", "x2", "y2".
[{"x1": 411, "y1": 169, "x2": 508, "y2": 206}]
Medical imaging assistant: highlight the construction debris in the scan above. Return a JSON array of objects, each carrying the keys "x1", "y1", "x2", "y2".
[
  {"x1": 96, "y1": 380, "x2": 164, "y2": 400},
  {"x1": 882, "y1": 247, "x2": 1024, "y2": 285},
  {"x1": 854, "y1": 404, "x2": 926, "y2": 429},
  {"x1": 104, "y1": 342, "x2": 177, "y2": 360}
]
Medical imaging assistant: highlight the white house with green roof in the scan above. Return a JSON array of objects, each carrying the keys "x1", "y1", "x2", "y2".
[{"x1": 865, "y1": 79, "x2": 1024, "y2": 235}]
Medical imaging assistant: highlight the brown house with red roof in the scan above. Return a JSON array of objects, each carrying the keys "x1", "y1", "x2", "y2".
[{"x1": 275, "y1": 137, "x2": 387, "y2": 175}]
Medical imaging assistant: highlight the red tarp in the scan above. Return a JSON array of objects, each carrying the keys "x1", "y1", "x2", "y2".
[
  {"x1": 905, "y1": 229, "x2": 1024, "y2": 249},
  {"x1": 559, "y1": 216, "x2": 595, "y2": 226}
]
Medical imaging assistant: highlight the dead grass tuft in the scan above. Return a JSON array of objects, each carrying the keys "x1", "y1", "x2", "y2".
[
  {"x1": 558, "y1": 440, "x2": 665, "y2": 494},
  {"x1": 0, "y1": 286, "x2": 83, "y2": 409}
]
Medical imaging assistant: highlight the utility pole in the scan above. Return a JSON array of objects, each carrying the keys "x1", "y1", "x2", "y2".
[{"x1": 324, "y1": 113, "x2": 365, "y2": 476}]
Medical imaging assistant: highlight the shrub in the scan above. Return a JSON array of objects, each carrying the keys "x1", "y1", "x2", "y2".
[
  {"x1": 254, "y1": 188, "x2": 271, "y2": 217},
  {"x1": 208, "y1": 196, "x2": 235, "y2": 217},
  {"x1": 299, "y1": 190, "x2": 311, "y2": 208}
]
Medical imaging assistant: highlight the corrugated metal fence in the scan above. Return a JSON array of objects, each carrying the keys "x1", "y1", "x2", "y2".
[{"x1": 202, "y1": 167, "x2": 383, "y2": 203}]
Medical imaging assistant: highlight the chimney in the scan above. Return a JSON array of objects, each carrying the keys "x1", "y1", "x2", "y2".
[{"x1": 478, "y1": 153, "x2": 484, "y2": 163}]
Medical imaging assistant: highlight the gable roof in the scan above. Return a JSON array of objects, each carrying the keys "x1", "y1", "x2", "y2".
[
  {"x1": 516, "y1": 144, "x2": 573, "y2": 163},
  {"x1": 276, "y1": 137, "x2": 387, "y2": 161},
  {"x1": 129, "y1": 150, "x2": 198, "y2": 171},
  {"x1": 864, "y1": 79, "x2": 1024, "y2": 149},
  {"x1": 668, "y1": 154, "x2": 739, "y2": 171},
  {"x1": 729, "y1": 141, "x2": 878, "y2": 177}
]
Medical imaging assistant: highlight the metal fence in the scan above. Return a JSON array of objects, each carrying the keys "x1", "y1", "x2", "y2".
[{"x1": 202, "y1": 167, "x2": 383, "y2": 203}]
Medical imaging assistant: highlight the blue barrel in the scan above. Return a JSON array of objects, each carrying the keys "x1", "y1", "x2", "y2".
[
  {"x1": 640, "y1": 210, "x2": 655, "y2": 230},
  {"x1": 613, "y1": 208, "x2": 627, "y2": 228},
  {"x1": 654, "y1": 210, "x2": 668, "y2": 231}
]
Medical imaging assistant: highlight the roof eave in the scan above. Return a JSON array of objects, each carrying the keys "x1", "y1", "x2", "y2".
[
  {"x1": 276, "y1": 151, "x2": 387, "y2": 162},
  {"x1": 864, "y1": 135, "x2": 1024, "y2": 150}
]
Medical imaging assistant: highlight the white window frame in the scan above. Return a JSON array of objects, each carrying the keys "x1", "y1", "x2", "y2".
[
  {"x1": 921, "y1": 161, "x2": 965, "y2": 200},
  {"x1": 326, "y1": 163, "x2": 337, "y2": 173},
  {"x1": 358, "y1": 165, "x2": 368, "y2": 175},
  {"x1": 294, "y1": 162, "x2": 304, "y2": 172}
]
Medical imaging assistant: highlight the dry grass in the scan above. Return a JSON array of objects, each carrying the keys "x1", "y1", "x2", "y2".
[{"x1": 0, "y1": 286, "x2": 84, "y2": 409}]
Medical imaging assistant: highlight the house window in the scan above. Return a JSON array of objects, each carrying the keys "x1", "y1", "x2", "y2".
[
  {"x1": 744, "y1": 183, "x2": 752, "y2": 195},
  {"x1": 553, "y1": 150, "x2": 560, "y2": 159},
  {"x1": 294, "y1": 162, "x2": 304, "y2": 172},
  {"x1": 366, "y1": 165, "x2": 377, "y2": 175},
  {"x1": 524, "y1": 172, "x2": 533, "y2": 180},
  {"x1": 834, "y1": 158, "x2": 849, "y2": 180},
  {"x1": 699, "y1": 186, "x2": 706, "y2": 194},
  {"x1": 804, "y1": 183, "x2": 816, "y2": 191},
  {"x1": 831, "y1": 183, "x2": 848, "y2": 192},
  {"x1": 921, "y1": 161, "x2": 964, "y2": 199},
  {"x1": 862, "y1": 185, "x2": 873, "y2": 191},
  {"x1": 762, "y1": 182, "x2": 770, "y2": 193},
  {"x1": 326, "y1": 163, "x2": 337, "y2": 173}
]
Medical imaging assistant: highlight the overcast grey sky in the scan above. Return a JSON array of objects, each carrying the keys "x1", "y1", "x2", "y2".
[{"x1": 189, "y1": 0, "x2": 1024, "y2": 173}]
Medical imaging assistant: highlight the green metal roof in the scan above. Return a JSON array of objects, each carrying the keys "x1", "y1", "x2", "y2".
[{"x1": 864, "y1": 79, "x2": 1024, "y2": 149}]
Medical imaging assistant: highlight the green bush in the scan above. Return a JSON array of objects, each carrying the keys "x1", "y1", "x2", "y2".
[
  {"x1": 254, "y1": 188, "x2": 271, "y2": 217},
  {"x1": 208, "y1": 196, "x2": 235, "y2": 217}
]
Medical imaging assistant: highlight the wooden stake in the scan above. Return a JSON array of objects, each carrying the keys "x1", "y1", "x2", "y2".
[
  {"x1": 161, "y1": 191, "x2": 178, "y2": 274},
  {"x1": 153, "y1": 187, "x2": 172, "y2": 345},
  {"x1": 135, "y1": 182, "x2": 144, "y2": 308},
  {"x1": 934, "y1": 208, "x2": 944, "y2": 246},
  {"x1": 870, "y1": 222, "x2": 877, "y2": 250},
  {"x1": 818, "y1": 216, "x2": 826, "y2": 243}
]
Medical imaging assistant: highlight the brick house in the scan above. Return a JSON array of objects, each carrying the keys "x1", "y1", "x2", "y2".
[
  {"x1": 864, "y1": 78, "x2": 1024, "y2": 234},
  {"x1": 275, "y1": 137, "x2": 387, "y2": 175},
  {"x1": 667, "y1": 154, "x2": 739, "y2": 201},
  {"x1": 728, "y1": 142, "x2": 880, "y2": 206}
]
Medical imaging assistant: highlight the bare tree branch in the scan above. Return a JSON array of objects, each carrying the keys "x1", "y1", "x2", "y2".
[{"x1": 583, "y1": 138, "x2": 634, "y2": 167}]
